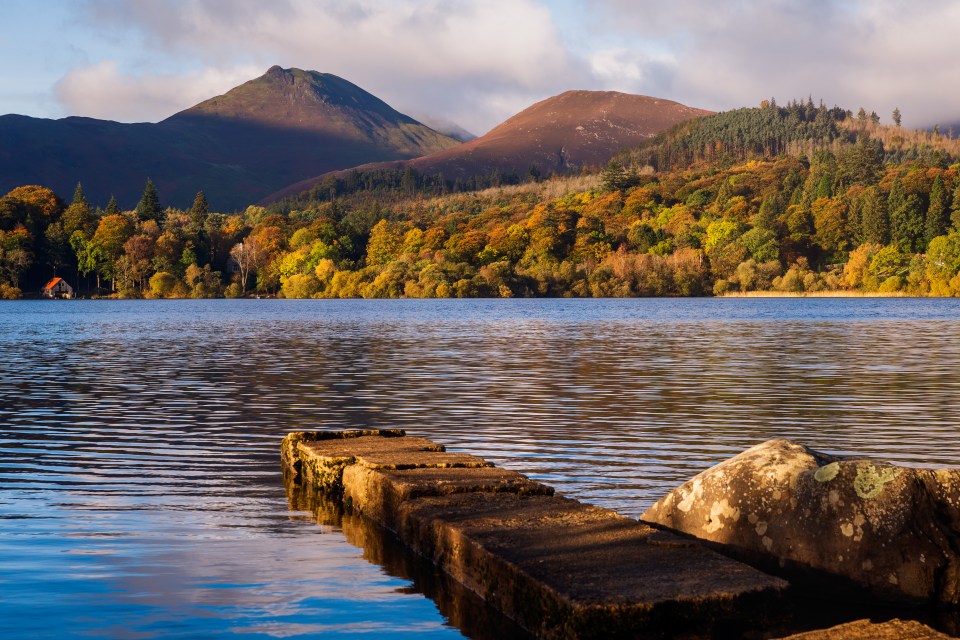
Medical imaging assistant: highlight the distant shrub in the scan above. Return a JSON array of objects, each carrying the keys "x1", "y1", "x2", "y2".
[
  {"x1": 149, "y1": 272, "x2": 177, "y2": 298},
  {"x1": 281, "y1": 273, "x2": 320, "y2": 298}
]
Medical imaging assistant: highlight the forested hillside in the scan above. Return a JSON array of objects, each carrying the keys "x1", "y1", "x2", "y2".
[{"x1": 3, "y1": 102, "x2": 960, "y2": 299}]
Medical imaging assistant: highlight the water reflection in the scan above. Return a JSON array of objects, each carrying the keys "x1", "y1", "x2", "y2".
[{"x1": 2, "y1": 298, "x2": 960, "y2": 638}]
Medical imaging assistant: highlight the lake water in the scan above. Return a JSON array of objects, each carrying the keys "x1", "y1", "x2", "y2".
[{"x1": 2, "y1": 298, "x2": 960, "y2": 638}]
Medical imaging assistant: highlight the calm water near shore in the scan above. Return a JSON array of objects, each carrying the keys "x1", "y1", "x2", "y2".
[{"x1": 2, "y1": 298, "x2": 960, "y2": 638}]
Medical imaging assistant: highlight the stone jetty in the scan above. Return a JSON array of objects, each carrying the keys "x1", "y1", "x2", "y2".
[
  {"x1": 281, "y1": 429, "x2": 787, "y2": 639},
  {"x1": 642, "y1": 439, "x2": 960, "y2": 606}
]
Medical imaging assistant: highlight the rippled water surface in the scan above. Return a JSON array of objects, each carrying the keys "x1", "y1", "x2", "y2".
[{"x1": 3, "y1": 298, "x2": 960, "y2": 638}]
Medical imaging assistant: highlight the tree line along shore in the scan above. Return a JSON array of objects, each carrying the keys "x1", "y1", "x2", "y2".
[{"x1": 3, "y1": 102, "x2": 960, "y2": 300}]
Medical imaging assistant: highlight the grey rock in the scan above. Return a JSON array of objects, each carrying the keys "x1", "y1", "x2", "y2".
[{"x1": 642, "y1": 439, "x2": 960, "y2": 605}]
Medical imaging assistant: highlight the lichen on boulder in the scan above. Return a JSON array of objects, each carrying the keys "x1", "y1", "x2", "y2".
[{"x1": 641, "y1": 439, "x2": 960, "y2": 606}]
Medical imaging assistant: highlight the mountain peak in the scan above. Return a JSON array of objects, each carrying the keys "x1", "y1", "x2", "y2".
[
  {"x1": 1, "y1": 67, "x2": 461, "y2": 209},
  {"x1": 168, "y1": 66, "x2": 410, "y2": 126},
  {"x1": 263, "y1": 89, "x2": 711, "y2": 204}
]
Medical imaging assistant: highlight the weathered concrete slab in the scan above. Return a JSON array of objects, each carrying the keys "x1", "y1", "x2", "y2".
[
  {"x1": 642, "y1": 439, "x2": 960, "y2": 606},
  {"x1": 393, "y1": 491, "x2": 785, "y2": 639},
  {"x1": 282, "y1": 430, "x2": 788, "y2": 639},
  {"x1": 282, "y1": 429, "x2": 490, "y2": 489},
  {"x1": 343, "y1": 465, "x2": 554, "y2": 531},
  {"x1": 777, "y1": 618, "x2": 952, "y2": 639}
]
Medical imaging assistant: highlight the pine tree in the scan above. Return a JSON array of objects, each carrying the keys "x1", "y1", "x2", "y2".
[
  {"x1": 188, "y1": 190, "x2": 211, "y2": 263},
  {"x1": 135, "y1": 179, "x2": 163, "y2": 224},
  {"x1": 189, "y1": 191, "x2": 209, "y2": 230},
  {"x1": 105, "y1": 195, "x2": 121, "y2": 216},
  {"x1": 952, "y1": 179, "x2": 960, "y2": 229},
  {"x1": 892, "y1": 107, "x2": 902, "y2": 127},
  {"x1": 861, "y1": 186, "x2": 888, "y2": 245},
  {"x1": 889, "y1": 176, "x2": 923, "y2": 252},
  {"x1": 925, "y1": 175, "x2": 949, "y2": 246},
  {"x1": 71, "y1": 182, "x2": 88, "y2": 208}
]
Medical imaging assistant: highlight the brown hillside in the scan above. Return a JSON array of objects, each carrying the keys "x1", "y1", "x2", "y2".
[{"x1": 265, "y1": 90, "x2": 711, "y2": 203}]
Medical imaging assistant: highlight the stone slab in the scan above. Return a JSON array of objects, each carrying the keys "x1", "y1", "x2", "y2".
[
  {"x1": 391, "y1": 491, "x2": 786, "y2": 639},
  {"x1": 777, "y1": 618, "x2": 952, "y2": 639},
  {"x1": 282, "y1": 430, "x2": 788, "y2": 639},
  {"x1": 343, "y1": 465, "x2": 554, "y2": 531}
]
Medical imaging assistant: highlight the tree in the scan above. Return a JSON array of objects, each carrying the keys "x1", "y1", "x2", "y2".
[
  {"x1": 0, "y1": 227, "x2": 33, "y2": 288},
  {"x1": 123, "y1": 234, "x2": 156, "y2": 292},
  {"x1": 92, "y1": 214, "x2": 134, "y2": 288},
  {"x1": 105, "y1": 196, "x2": 121, "y2": 216},
  {"x1": 892, "y1": 107, "x2": 902, "y2": 127},
  {"x1": 149, "y1": 271, "x2": 177, "y2": 298},
  {"x1": 135, "y1": 179, "x2": 163, "y2": 224},
  {"x1": 62, "y1": 183, "x2": 95, "y2": 236},
  {"x1": 951, "y1": 179, "x2": 960, "y2": 229},
  {"x1": 230, "y1": 238, "x2": 264, "y2": 294},
  {"x1": 44, "y1": 222, "x2": 71, "y2": 276},
  {"x1": 189, "y1": 191, "x2": 209, "y2": 234},
  {"x1": 811, "y1": 197, "x2": 848, "y2": 257},
  {"x1": 860, "y1": 186, "x2": 888, "y2": 245},
  {"x1": 70, "y1": 231, "x2": 103, "y2": 291},
  {"x1": 600, "y1": 160, "x2": 640, "y2": 192},
  {"x1": 926, "y1": 175, "x2": 950, "y2": 246},
  {"x1": 890, "y1": 192, "x2": 924, "y2": 253},
  {"x1": 366, "y1": 219, "x2": 403, "y2": 266}
]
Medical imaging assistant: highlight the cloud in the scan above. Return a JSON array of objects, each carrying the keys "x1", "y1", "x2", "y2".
[
  {"x1": 587, "y1": 0, "x2": 960, "y2": 128},
  {"x1": 54, "y1": 0, "x2": 960, "y2": 132},
  {"x1": 67, "y1": 0, "x2": 589, "y2": 133},
  {"x1": 55, "y1": 61, "x2": 261, "y2": 122}
]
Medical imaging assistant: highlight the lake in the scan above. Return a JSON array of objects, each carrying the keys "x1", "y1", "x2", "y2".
[{"x1": 2, "y1": 298, "x2": 960, "y2": 638}]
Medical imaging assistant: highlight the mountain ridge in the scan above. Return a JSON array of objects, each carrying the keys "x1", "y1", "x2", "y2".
[
  {"x1": 0, "y1": 67, "x2": 459, "y2": 209},
  {"x1": 264, "y1": 90, "x2": 711, "y2": 203}
]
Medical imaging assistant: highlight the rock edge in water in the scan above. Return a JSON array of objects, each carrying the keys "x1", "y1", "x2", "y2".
[{"x1": 642, "y1": 439, "x2": 960, "y2": 606}]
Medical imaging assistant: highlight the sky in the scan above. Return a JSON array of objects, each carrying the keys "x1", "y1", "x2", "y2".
[{"x1": 1, "y1": 0, "x2": 958, "y2": 136}]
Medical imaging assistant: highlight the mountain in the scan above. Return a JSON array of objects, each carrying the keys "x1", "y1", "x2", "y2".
[
  {"x1": 411, "y1": 115, "x2": 477, "y2": 142},
  {"x1": 0, "y1": 66, "x2": 459, "y2": 210},
  {"x1": 264, "y1": 90, "x2": 711, "y2": 203}
]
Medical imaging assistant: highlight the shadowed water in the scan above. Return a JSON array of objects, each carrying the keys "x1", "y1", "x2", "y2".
[{"x1": 2, "y1": 298, "x2": 960, "y2": 638}]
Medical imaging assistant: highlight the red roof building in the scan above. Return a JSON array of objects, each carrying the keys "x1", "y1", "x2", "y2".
[{"x1": 41, "y1": 277, "x2": 74, "y2": 298}]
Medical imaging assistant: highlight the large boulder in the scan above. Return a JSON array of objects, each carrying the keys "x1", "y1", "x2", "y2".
[{"x1": 642, "y1": 439, "x2": 960, "y2": 605}]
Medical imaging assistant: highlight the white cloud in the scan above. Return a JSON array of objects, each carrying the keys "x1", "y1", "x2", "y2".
[
  {"x1": 68, "y1": 0, "x2": 587, "y2": 133},
  {"x1": 588, "y1": 0, "x2": 960, "y2": 128},
  {"x1": 52, "y1": 0, "x2": 960, "y2": 132},
  {"x1": 55, "y1": 61, "x2": 262, "y2": 122}
]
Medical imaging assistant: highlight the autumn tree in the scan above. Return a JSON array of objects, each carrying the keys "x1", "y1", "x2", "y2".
[
  {"x1": 229, "y1": 234, "x2": 272, "y2": 294},
  {"x1": 123, "y1": 234, "x2": 156, "y2": 292},
  {"x1": 62, "y1": 183, "x2": 95, "y2": 236},
  {"x1": 365, "y1": 219, "x2": 404, "y2": 265},
  {"x1": 0, "y1": 227, "x2": 33, "y2": 290},
  {"x1": 92, "y1": 214, "x2": 134, "y2": 289},
  {"x1": 811, "y1": 197, "x2": 848, "y2": 258}
]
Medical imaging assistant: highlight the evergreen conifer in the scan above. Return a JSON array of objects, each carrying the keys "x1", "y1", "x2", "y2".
[{"x1": 135, "y1": 179, "x2": 163, "y2": 224}]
